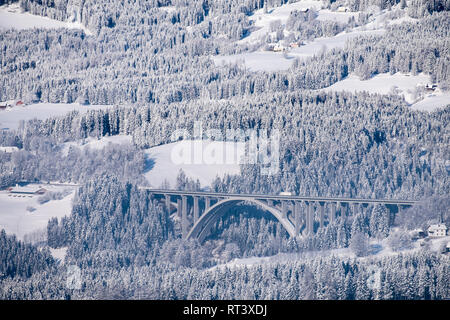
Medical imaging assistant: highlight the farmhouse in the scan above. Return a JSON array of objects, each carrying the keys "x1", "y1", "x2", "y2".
[
  {"x1": 337, "y1": 6, "x2": 350, "y2": 12},
  {"x1": 273, "y1": 44, "x2": 286, "y2": 52},
  {"x1": 9, "y1": 185, "x2": 48, "y2": 195},
  {"x1": 0, "y1": 146, "x2": 19, "y2": 153},
  {"x1": 427, "y1": 224, "x2": 447, "y2": 237}
]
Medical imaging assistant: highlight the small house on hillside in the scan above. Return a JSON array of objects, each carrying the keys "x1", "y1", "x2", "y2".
[
  {"x1": 15, "y1": 100, "x2": 24, "y2": 106},
  {"x1": 427, "y1": 224, "x2": 447, "y2": 237},
  {"x1": 273, "y1": 44, "x2": 286, "y2": 52},
  {"x1": 337, "y1": 6, "x2": 350, "y2": 12}
]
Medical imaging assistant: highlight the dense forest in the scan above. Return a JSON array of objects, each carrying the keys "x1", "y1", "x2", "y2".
[{"x1": 0, "y1": 0, "x2": 449, "y2": 300}]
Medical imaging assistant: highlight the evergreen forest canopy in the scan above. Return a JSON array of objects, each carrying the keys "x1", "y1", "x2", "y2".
[{"x1": 0, "y1": 0, "x2": 448, "y2": 300}]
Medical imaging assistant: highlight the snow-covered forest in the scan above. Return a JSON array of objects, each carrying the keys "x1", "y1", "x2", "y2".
[{"x1": 0, "y1": 0, "x2": 448, "y2": 300}]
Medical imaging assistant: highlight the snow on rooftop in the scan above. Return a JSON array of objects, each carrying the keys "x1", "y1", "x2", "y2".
[{"x1": 0, "y1": 185, "x2": 76, "y2": 240}]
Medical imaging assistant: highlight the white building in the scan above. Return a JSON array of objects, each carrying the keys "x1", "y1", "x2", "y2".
[
  {"x1": 337, "y1": 6, "x2": 350, "y2": 13},
  {"x1": 427, "y1": 224, "x2": 447, "y2": 237},
  {"x1": 0, "y1": 146, "x2": 19, "y2": 153}
]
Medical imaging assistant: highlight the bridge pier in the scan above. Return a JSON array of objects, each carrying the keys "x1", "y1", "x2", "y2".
[
  {"x1": 306, "y1": 202, "x2": 314, "y2": 235},
  {"x1": 329, "y1": 202, "x2": 336, "y2": 224},
  {"x1": 193, "y1": 196, "x2": 199, "y2": 223},
  {"x1": 205, "y1": 196, "x2": 211, "y2": 210},
  {"x1": 177, "y1": 198, "x2": 182, "y2": 218},
  {"x1": 165, "y1": 194, "x2": 171, "y2": 213},
  {"x1": 294, "y1": 201, "x2": 301, "y2": 235},
  {"x1": 319, "y1": 202, "x2": 325, "y2": 228},
  {"x1": 182, "y1": 195, "x2": 188, "y2": 238},
  {"x1": 352, "y1": 202, "x2": 361, "y2": 216},
  {"x1": 281, "y1": 201, "x2": 288, "y2": 220}
]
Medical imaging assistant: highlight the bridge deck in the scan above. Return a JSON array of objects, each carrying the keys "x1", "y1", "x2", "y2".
[{"x1": 141, "y1": 188, "x2": 418, "y2": 206}]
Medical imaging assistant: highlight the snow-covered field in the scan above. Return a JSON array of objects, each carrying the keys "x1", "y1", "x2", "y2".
[
  {"x1": 0, "y1": 103, "x2": 111, "y2": 130},
  {"x1": 316, "y1": 9, "x2": 358, "y2": 23},
  {"x1": 213, "y1": 2, "x2": 419, "y2": 72},
  {"x1": 49, "y1": 247, "x2": 68, "y2": 262},
  {"x1": 0, "y1": 3, "x2": 91, "y2": 34},
  {"x1": 411, "y1": 92, "x2": 450, "y2": 112},
  {"x1": 144, "y1": 140, "x2": 245, "y2": 188},
  {"x1": 0, "y1": 184, "x2": 76, "y2": 240},
  {"x1": 60, "y1": 135, "x2": 133, "y2": 156},
  {"x1": 213, "y1": 51, "x2": 294, "y2": 71},
  {"x1": 321, "y1": 72, "x2": 450, "y2": 109},
  {"x1": 289, "y1": 29, "x2": 384, "y2": 59},
  {"x1": 241, "y1": 0, "x2": 323, "y2": 44},
  {"x1": 322, "y1": 73, "x2": 431, "y2": 103},
  {"x1": 213, "y1": 29, "x2": 384, "y2": 72},
  {"x1": 212, "y1": 235, "x2": 450, "y2": 270}
]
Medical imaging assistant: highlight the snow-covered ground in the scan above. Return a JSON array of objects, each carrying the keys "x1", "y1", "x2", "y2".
[
  {"x1": 241, "y1": 0, "x2": 323, "y2": 45},
  {"x1": 213, "y1": 51, "x2": 294, "y2": 72},
  {"x1": 322, "y1": 73, "x2": 432, "y2": 103},
  {"x1": 143, "y1": 140, "x2": 245, "y2": 188},
  {"x1": 0, "y1": 103, "x2": 111, "y2": 131},
  {"x1": 211, "y1": 235, "x2": 450, "y2": 271},
  {"x1": 0, "y1": 184, "x2": 76, "y2": 240},
  {"x1": 49, "y1": 247, "x2": 68, "y2": 262},
  {"x1": 60, "y1": 135, "x2": 133, "y2": 156},
  {"x1": 289, "y1": 29, "x2": 384, "y2": 59},
  {"x1": 0, "y1": 3, "x2": 91, "y2": 34},
  {"x1": 321, "y1": 72, "x2": 450, "y2": 109},
  {"x1": 213, "y1": 2, "x2": 423, "y2": 72},
  {"x1": 411, "y1": 92, "x2": 450, "y2": 112},
  {"x1": 316, "y1": 9, "x2": 359, "y2": 23},
  {"x1": 213, "y1": 29, "x2": 384, "y2": 72}
]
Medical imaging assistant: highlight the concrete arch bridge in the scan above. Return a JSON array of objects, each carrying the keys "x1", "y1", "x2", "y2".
[{"x1": 142, "y1": 188, "x2": 417, "y2": 243}]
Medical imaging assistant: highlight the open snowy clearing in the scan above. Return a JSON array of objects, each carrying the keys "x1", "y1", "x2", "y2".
[
  {"x1": 49, "y1": 247, "x2": 68, "y2": 262},
  {"x1": 321, "y1": 72, "x2": 450, "y2": 109},
  {"x1": 213, "y1": 29, "x2": 384, "y2": 72},
  {"x1": 316, "y1": 9, "x2": 359, "y2": 23},
  {"x1": 60, "y1": 135, "x2": 133, "y2": 156},
  {"x1": 411, "y1": 92, "x2": 450, "y2": 112},
  {"x1": 240, "y1": 0, "x2": 323, "y2": 44},
  {"x1": 213, "y1": 51, "x2": 294, "y2": 72},
  {"x1": 212, "y1": 235, "x2": 450, "y2": 271},
  {"x1": 0, "y1": 184, "x2": 76, "y2": 240},
  {"x1": 321, "y1": 73, "x2": 433, "y2": 103},
  {"x1": 289, "y1": 29, "x2": 384, "y2": 58},
  {"x1": 0, "y1": 102, "x2": 111, "y2": 131},
  {"x1": 0, "y1": 3, "x2": 91, "y2": 34},
  {"x1": 144, "y1": 140, "x2": 245, "y2": 188},
  {"x1": 214, "y1": 1, "x2": 420, "y2": 72}
]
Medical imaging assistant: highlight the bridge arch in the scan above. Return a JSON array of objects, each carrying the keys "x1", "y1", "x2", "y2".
[{"x1": 186, "y1": 197, "x2": 296, "y2": 242}]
